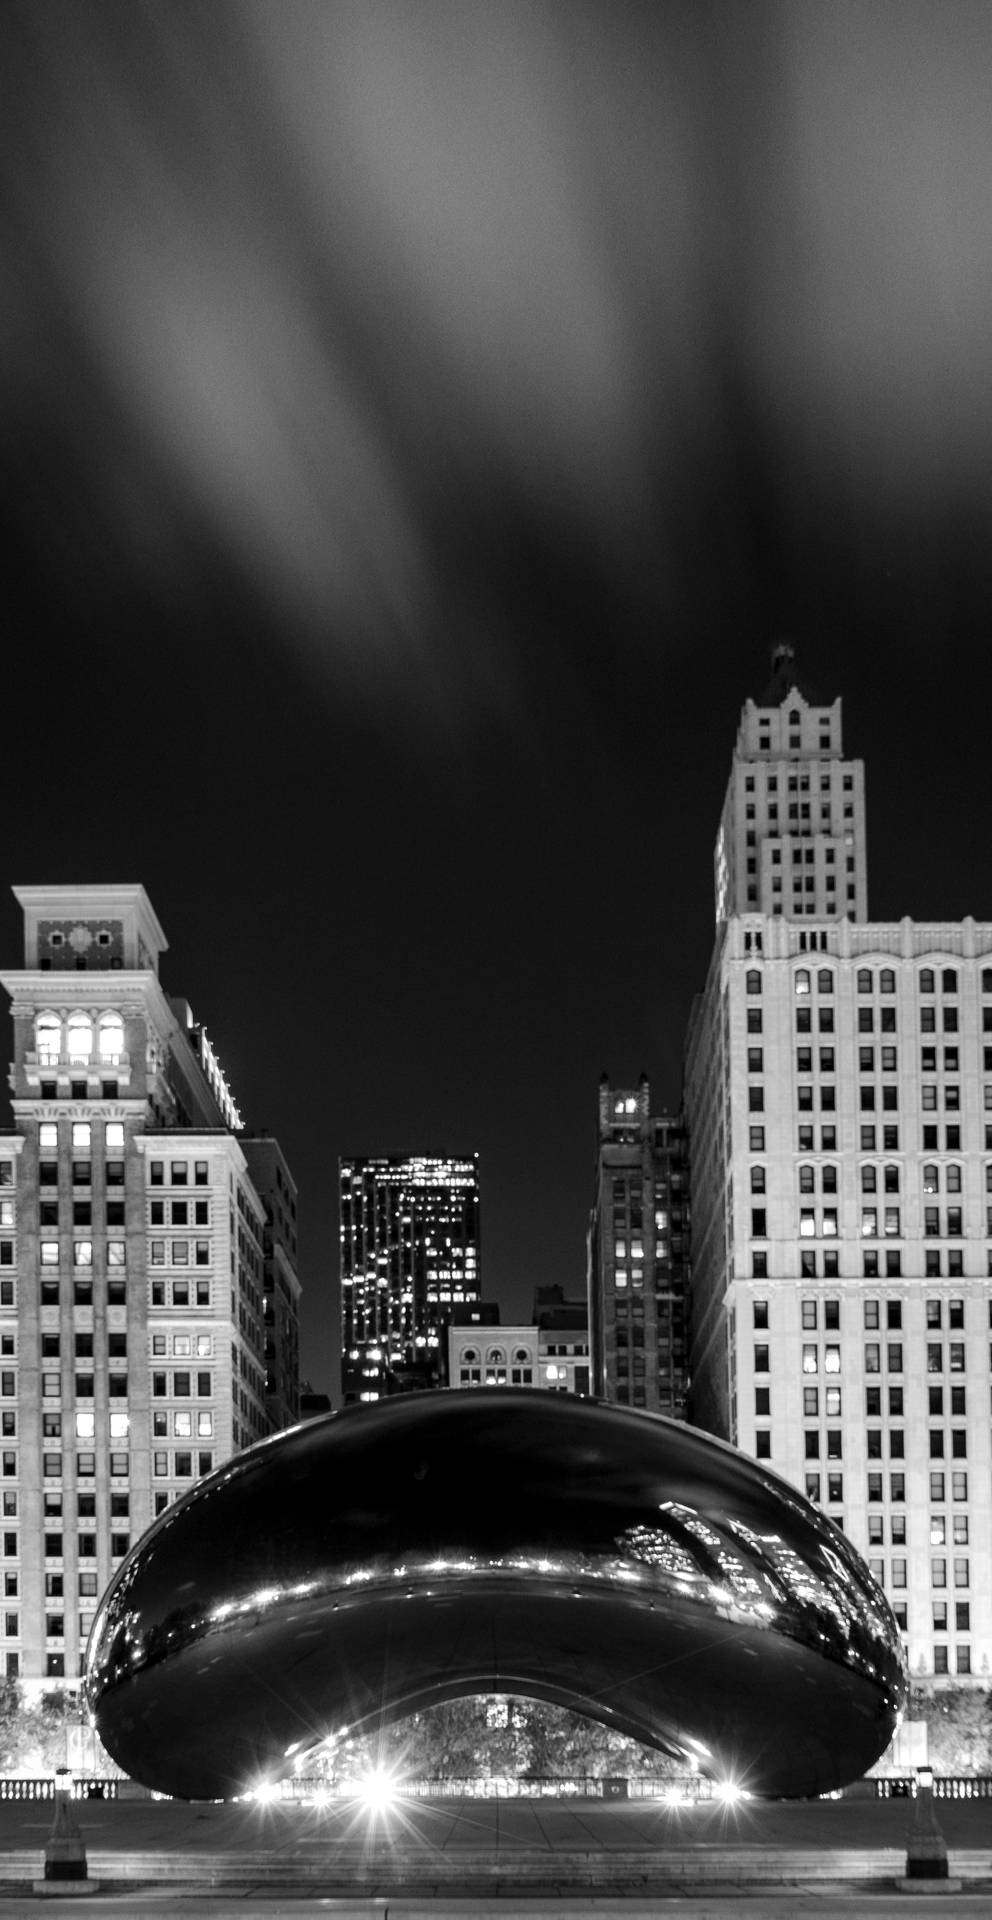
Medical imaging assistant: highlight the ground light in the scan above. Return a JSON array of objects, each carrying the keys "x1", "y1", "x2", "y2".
[
  {"x1": 353, "y1": 1765, "x2": 402, "y2": 1814},
  {"x1": 713, "y1": 1779, "x2": 749, "y2": 1806}
]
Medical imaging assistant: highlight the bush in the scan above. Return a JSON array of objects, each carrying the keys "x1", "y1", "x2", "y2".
[
  {"x1": 320, "y1": 1695, "x2": 680, "y2": 1785},
  {"x1": 908, "y1": 1684, "x2": 992, "y2": 1774}
]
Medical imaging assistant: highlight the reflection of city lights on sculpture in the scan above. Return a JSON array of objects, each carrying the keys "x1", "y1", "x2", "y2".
[{"x1": 85, "y1": 1390, "x2": 906, "y2": 1803}]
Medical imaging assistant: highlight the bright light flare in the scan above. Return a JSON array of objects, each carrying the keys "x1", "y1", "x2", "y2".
[
  {"x1": 356, "y1": 1764, "x2": 401, "y2": 1813},
  {"x1": 249, "y1": 1778, "x2": 280, "y2": 1805},
  {"x1": 714, "y1": 1779, "x2": 748, "y2": 1805}
]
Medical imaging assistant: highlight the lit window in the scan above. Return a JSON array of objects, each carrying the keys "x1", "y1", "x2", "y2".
[
  {"x1": 66, "y1": 1014, "x2": 92, "y2": 1064},
  {"x1": 36, "y1": 1015, "x2": 61, "y2": 1066}
]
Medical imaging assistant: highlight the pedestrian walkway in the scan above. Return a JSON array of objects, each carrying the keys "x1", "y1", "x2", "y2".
[{"x1": 0, "y1": 1789, "x2": 988, "y2": 1911}]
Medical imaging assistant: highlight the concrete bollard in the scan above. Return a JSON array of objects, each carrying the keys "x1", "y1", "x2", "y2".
[
  {"x1": 896, "y1": 1766, "x2": 961, "y2": 1895},
  {"x1": 33, "y1": 1767, "x2": 99, "y2": 1896}
]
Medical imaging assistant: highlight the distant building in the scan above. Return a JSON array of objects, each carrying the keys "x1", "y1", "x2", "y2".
[
  {"x1": 299, "y1": 1385, "x2": 332, "y2": 1421},
  {"x1": 0, "y1": 883, "x2": 299, "y2": 1687},
  {"x1": 447, "y1": 1288, "x2": 589, "y2": 1395},
  {"x1": 684, "y1": 651, "x2": 992, "y2": 1685},
  {"x1": 448, "y1": 1316, "x2": 537, "y2": 1388},
  {"x1": 533, "y1": 1285, "x2": 590, "y2": 1395},
  {"x1": 587, "y1": 1077, "x2": 689, "y2": 1415},
  {"x1": 240, "y1": 1135, "x2": 301, "y2": 1432},
  {"x1": 340, "y1": 1154, "x2": 480, "y2": 1401}
]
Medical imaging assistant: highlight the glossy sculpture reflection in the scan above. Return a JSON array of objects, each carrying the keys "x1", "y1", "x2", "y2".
[{"x1": 85, "y1": 1391, "x2": 906, "y2": 1801}]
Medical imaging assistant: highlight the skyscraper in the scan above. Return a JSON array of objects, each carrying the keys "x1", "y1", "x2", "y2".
[
  {"x1": 0, "y1": 884, "x2": 299, "y2": 1687},
  {"x1": 339, "y1": 1154, "x2": 480, "y2": 1400},
  {"x1": 587, "y1": 1077, "x2": 689, "y2": 1415},
  {"x1": 713, "y1": 641, "x2": 868, "y2": 926},
  {"x1": 685, "y1": 659, "x2": 992, "y2": 1684}
]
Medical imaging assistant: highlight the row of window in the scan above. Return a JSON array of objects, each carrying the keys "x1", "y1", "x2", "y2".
[
  {"x1": 795, "y1": 1469, "x2": 970, "y2": 1505},
  {"x1": 746, "y1": 967, "x2": 992, "y2": 996},
  {"x1": 150, "y1": 1162, "x2": 210, "y2": 1187},
  {"x1": 40, "y1": 1242, "x2": 126, "y2": 1265},
  {"x1": 40, "y1": 1161, "x2": 123, "y2": 1186},
  {"x1": 34, "y1": 1012, "x2": 125, "y2": 1065},
  {"x1": 153, "y1": 1450, "x2": 214, "y2": 1479},
  {"x1": 801, "y1": 1428, "x2": 968, "y2": 1460},
  {"x1": 38, "y1": 1122, "x2": 124, "y2": 1153},
  {"x1": 150, "y1": 1201, "x2": 210, "y2": 1226},
  {"x1": 754, "y1": 1342, "x2": 970, "y2": 1374},
  {"x1": 754, "y1": 1297, "x2": 974, "y2": 1331}
]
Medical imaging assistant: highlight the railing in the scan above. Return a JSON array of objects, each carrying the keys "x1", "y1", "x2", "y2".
[
  {"x1": 25, "y1": 1053, "x2": 130, "y2": 1072},
  {"x1": 281, "y1": 1774, "x2": 710, "y2": 1802},
  {"x1": 868, "y1": 1775, "x2": 992, "y2": 1799},
  {"x1": 0, "y1": 1778, "x2": 120, "y2": 1801}
]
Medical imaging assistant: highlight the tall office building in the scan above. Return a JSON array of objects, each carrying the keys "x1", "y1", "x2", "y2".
[
  {"x1": 587, "y1": 1077, "x2": 689, "y2": 1415},
  {"x1": 339, "y1": 1154, "x2": 480, "y2": 1401},
  {"x1": 713, "y1": 641, "x2": 868, "y2": 926},
  {"x1": 0, "y1": 884, "x2": 300, "y2": 1687},
  {"x1": 685, "y1": 659, "x2": 992, "y2": 1684}
]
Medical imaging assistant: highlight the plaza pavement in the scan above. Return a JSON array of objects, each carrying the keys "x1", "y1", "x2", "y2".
[{"x1": 0, "y1": 1789, "x2": 989, "y2": 1914}]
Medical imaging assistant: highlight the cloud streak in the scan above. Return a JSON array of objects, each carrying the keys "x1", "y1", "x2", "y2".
[{"x1": 5, "y1": 1, "x2": 992, "y2": 728}]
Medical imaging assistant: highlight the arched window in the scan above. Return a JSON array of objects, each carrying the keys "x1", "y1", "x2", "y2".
[
  {"x1": 861, "y1": 1166, "x2": 877, "y2": 1193},
  {"x1": 920, "y1": 969, "x2": 935, "y2": 994},
  {"x1": 922, "y1": 1165, "x2": 939, "y2": 1194},
  {"x1": 66, "y1": 1012, "x2": 93, "y2": 1063},
  {"x1": 884, "y1": 1165, "x2": 900, "y2": 1193},
  {"x1": 879, "y1": 969, "x2": 895, "y2": 994},
  {"x1": 513, "y1": 1347, "x2": 531, "y2": 1364},
  {"x1": 798, "y1": 1165, "x2": 815, "y2": 1193},
  {"x1": 982, "y1": 968, "x2": 992, "y2": 993},
  {"x1": 945, "y1": 1164, "x2": 962, "y2": 1194},
  {"x1": 98, "y1": 1012, "x2": 124, "y2": 1064},
  {"x1": 745, "y1": 970, "x2": 762, "y2": 995},
  {"x1": 795, "y1": 969, "x2": 810, "y2": 996},
  {"x1": 461, "y1": 1347, "x2": 478, "y2": 1366},
  {"x1": 485, "y1": 1346, "x2": 505, "y2": 1367},
  {"x1": 750, "y1": 1166, "x2": 766, "y2": 1193},
  {"x1": 857, "y1": 970, "x2": 872, "y2": 994},
  {"x1": 817, "y1": 969, "x2": 834, "y2": 994},
  {"x1": 36, "y1": 1013, "x2": 61, "y2": 1066}
]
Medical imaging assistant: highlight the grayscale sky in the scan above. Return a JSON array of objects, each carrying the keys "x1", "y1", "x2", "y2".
[{"x1": 3, "y1": 1, "x2": 992, "y2": 1393}]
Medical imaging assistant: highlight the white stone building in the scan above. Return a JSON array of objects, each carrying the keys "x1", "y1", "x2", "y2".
[
  {"x1": 0, "y1": 884, "x2": 300, "y2": 1688},
  {"x1": 685, "y1": 661, "x2": 992, "y2": 1686}
]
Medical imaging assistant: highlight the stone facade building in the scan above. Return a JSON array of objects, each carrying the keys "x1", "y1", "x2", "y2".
[{"x1": 0, "y1": 883, "x2": 300, "y2": 1687}]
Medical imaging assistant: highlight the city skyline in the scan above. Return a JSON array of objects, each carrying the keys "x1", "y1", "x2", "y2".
[{"x1": 5, "y1": 5, "x2": 992, "y2": 1398}]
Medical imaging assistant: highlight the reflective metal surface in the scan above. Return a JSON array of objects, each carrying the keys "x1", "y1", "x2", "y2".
[{"x1": 86, "y1": 1390, "x2": 906, "y2": 1801}]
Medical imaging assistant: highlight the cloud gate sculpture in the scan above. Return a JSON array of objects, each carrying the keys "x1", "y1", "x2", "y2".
[{"x1": 85, "y1": 1390, "x2": 906, "y2": 1801}]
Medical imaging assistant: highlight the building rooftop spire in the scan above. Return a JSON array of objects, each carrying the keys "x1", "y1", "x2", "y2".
[{"x1": 759, "y1": 640, "x2": 825, "y2": 708}]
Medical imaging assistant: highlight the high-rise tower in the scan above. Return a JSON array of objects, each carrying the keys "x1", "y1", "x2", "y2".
[
  {"x1": 685, "y1": 663, "x2": 992, "y2": 1687},
  {"x1": 0, "y1": 884, "x2": 300, "y2": 1687},
  {"x1": 713, "y1": 643, "x2": 868, "y2": 925},
  {"x1": 339, "y1": 1154, "x2": 480, "y2": 1400}
]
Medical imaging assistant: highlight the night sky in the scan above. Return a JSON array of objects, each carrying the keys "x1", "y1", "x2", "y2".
[{"x1": 3, "y1": 2, "x2": 992, "y2": 1398}]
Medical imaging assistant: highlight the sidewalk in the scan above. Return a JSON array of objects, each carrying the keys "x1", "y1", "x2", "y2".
[{"x1": 0, "y1": 1791, "x2": 987, "y2": 1910}]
